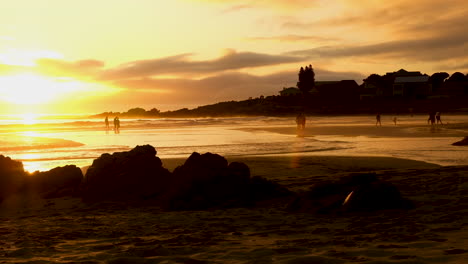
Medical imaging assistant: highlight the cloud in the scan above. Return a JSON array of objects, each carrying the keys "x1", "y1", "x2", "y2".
[
  {"x1": 244, "y1": 34, "x2": 339, "y2": 43},
  {"x1": 283, "y1": 0, "x2": 468, "y2": 37},
  {"x1": 191, "y1": 0, "x2": 317, "y2": 10},
  {"x1": 100, "y1": 50, "x2": 303, "y2": 80},
  {"x1": 221, "y1": 4, "x2": 253, "y2": 13},
  {"x1": 104, "y1": 68, "x2": 365, "y2": 107},
  {"x1": 36, "y1": 58, "x2": 105, "y2": 79},
  {"x1": 287, "y1": 29, "x2": 468, "y2": 63}
]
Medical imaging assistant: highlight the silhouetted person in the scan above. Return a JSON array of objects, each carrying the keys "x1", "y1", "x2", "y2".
[
  {"x1": 436, "y1": 112, "x2": 442, "y2": 125},
  {"x1": 105, "y1": 116, "x2": 109, "y2": 129},
  {"x1": 296, "y1": 113, "x2": 306, "y2": 130},
  {"x1": 376, "y1": 113, "x2": 381, "y2": 126},
  {"x1": 428, "y1": 112, "x2": 436, "y2": 126},
  {"x1": 393, "y1": 116, "x2": 397, "y2": 126},
  {"x1": 114, "y1": 116, "x2": 120, "y2": 133}
]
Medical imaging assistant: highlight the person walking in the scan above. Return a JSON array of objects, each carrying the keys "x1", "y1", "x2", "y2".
[
  {"x1": 436, "y1": 112, "x2": 443, "y2": 125},
  {"x1": 113, "y1": 116, "x2": 120, "y2": 133},
  {"x1": 296, "y1": 113, "x2": 306, "y2": 130}
]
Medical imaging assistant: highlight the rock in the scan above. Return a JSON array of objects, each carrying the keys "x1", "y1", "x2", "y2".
[
  {"x1": 0, "y1": 155, "x2": 27, "y2": 203},
  {"x1": 166, "y1": 152, "x2": 239, "y2": 210},
  {"x1": 164, "y1": 152, "x2": 292, "y2": 210},
  {"x1": 82, "y1": 145, "x2": 171, "y2": 202},
  {"x1": 287, "y1": 173, "x2": 411, "y2": 213},
  {"x1": 287, "y1": 182, "x2": 350, "y2": 214},
  {"x1": 342, "y1": 181, "x2": 413, "y2": 212},
  {"x1": 248, "y1": 176, "x2": 293, "y2": 201},
  {"x1": 452, "y1": 136, "x2": 468, "y2": 146},
  {"x1": 29, "y1": 165, "x2": 83, "y2": 198}
]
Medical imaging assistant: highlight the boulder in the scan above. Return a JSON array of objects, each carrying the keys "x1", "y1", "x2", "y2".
[
  {"x1": 342, "y1": 181, "x2": 413, "y2": 212},
  {"x1": 29, "y1": 165, "x2": 83, "y2": 198},
  {"x1": 82, "y1": 145, "x2": 171, "y2": 202},
  {"x1": 288, "y1": 173, "x2": 411, "y2": 213},
  {"x1": 0, "y1": 155, "x2": 27, "y2": 203},
  {"x1": 452, "y1": 136, "x2": 468, "y2": 146},
  {"x1": 163, "y1": 152, "x2": 292, "y2": 210}
]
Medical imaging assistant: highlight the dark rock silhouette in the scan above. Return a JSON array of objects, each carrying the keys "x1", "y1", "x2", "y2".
[
  {"x1": 342, "y1": 181, "x2": 412, "y2": 212},
  {"x1": 29, "y1": 165, "x2": 83, "y2": 198},
  {"x1": 163, "y1": 152, "x2": 292, "y2": 210},
  {"x1": 288, "y1": 173, "x2": 412, "y2": 213},
  {"x1": 0, "y1": 155, "x2": 27, "y2": 203},
  {"x1": 82, "y1": 145, "x2": 171, "y2": 202},
  {"x1": 452, "y1": 136, "x2": 468, "y2": 146}
]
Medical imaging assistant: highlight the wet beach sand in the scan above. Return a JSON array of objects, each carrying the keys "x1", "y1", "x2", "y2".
[{"x1": 1, "y1": 154, "x2": 467, "y2": 264}]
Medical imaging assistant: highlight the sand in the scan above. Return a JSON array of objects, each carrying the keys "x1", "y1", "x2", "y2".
[{"x1": 1, "y1": 154, "x2": 467, "y2": 264}]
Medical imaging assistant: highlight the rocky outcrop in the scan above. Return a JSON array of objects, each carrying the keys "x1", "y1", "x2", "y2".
[
  {"x1": 288, "y1": 173, "x2": 412, "y2": 213},
  {"x1": 82, "y1": 145, "x2": 171, "y2": 202},
  {"x1": 162, "y1": 152, "x2": 292, "y2": 210},
  {"x1": 0, "y1": 155, "x2": 27, "y2": 203},
  {"x1": 29, "y1": 165, "x2": 83, "y2": 198},
  {"x1": 452, "y1": 136, "x2": 468, "y2": 146}
]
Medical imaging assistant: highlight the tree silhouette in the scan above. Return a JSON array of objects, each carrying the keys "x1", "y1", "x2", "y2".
[
  {"x1": 364, "y1": 74, "x2": 383, "y2": 85},
  {"x1": 447, "y1": 72, "x2": 467, "y2": 82},
  {"x1": 429, "y1": 72, "x2": 449, "y2": 93},
  {"x1": 297, "y1": 64, "x2": 315, "y2": 95},
  {"x1": 149, "y1": 108, "x2": 160, "y2": 115}
]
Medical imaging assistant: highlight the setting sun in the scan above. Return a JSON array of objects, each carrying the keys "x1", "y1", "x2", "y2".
[{"x1": 0, "y1": 73, "x2": 85, "y2": 105}]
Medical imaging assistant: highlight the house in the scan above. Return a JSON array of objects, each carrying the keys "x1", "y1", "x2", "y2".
[
  {"x1": 361, "y1": 69, "x2": 432, "y2": 99},
  {"x1": 393, "y1": 75, "x2": 430, "y2": 98}
]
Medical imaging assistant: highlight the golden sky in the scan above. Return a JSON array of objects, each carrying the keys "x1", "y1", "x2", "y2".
[{"x1": 0, "y1": 0, "x2": 467, "y2": 114}]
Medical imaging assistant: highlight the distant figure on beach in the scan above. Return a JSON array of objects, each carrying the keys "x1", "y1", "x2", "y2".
[
  {"x1": 105, "y1": 116, "x2": 109, "y2": 129},
  {"x1": 428, "y1": 112, "x2": 436, "y2": 126},
  {"x1": 113, "y1": 116, "x2": 120, "y2": 133},
  {"x1": 436, "y1": 112, "x2": 443, "y2": 125},
  {"x1": 296, "y1": 113, "x2": 306, "y2": 130},
  {"x1": 393, "y1": 116, "x2": 397, "y2": 126},
  {"x1": 375, "y1": 113, "x2": 381, "y2": 126}
]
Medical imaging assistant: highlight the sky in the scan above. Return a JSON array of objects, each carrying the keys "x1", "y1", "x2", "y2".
[{"x1": 0, "y1": 0, "x2": 467, "y2": 114}]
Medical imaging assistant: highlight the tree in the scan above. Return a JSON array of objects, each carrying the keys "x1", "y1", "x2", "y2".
[
  {"x1": 126, "y1": 107, "x2": 147, "y2": 116},
  {"x1": 429, "y1": 72, "x2": 449, "y2": 93},
  {"x1": 363, "y1": 74, "x2": 383, "y2": 85},
  {"x1": 447, "y1": 72, "x2": 467, "y2": 82},
  {"x1": 297, "y1": 64, "x2": 315, "y2": 95},
  {"x1": 148, "y1": 108, "x2": 160, "y2": 116}
]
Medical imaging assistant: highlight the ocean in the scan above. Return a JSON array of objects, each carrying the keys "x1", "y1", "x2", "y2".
[{"x1": 0, "y1": 114, "x2": 467, "y2": 172}]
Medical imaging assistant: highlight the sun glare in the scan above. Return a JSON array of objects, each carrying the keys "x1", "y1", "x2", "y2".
[
  {"x1": 0, "y1": 73, "x2": 85, "y2": 105},
  {"x1": 21, "y1": 113, "x2": 39, "y2": 125},
  {"x1": 0, "y1": 49, "x2": 63, "y2": 66}
]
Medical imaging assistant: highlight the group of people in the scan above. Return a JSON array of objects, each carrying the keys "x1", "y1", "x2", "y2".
[
  {"x1": 104, "y1": 116, "x2": 120, "y2": 133},
  {"x1": 375, "y1": 112, "x2": 443, "y2": 126},
  {"x1": 428, "y1": 112, "x2": 443, "y2": 125}
]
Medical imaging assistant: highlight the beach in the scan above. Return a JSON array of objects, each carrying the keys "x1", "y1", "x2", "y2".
[
  {"x1": 1, "y1": 154, "x2": 467, "y2": 264},
  {"x1": 1, "y1": 115, "x2": 467, "y2": 263}
]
